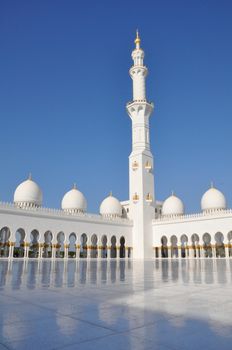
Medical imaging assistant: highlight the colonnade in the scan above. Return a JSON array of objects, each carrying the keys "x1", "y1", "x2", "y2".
[
  {"x1": 0, "y1": 227, "x2": 132, "y2": 260},
  {"x1": 155, "y1": 231, "x2": 232, "y2": 258}
]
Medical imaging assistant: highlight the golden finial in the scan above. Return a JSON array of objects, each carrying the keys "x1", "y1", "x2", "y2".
[
  {"x1": 73, "y1": 183, "x2": 77, "y2": 190},
  {"x1": 210, "y1": 181, "x2": 214, "y2": 188},
  {"x1": 28, "y1": 173, "x2": 32, "y2": 180},
  {"x1": 134, "y1": 29, "x2": 141, "y2": 48},
  {"x1": 171, "y1": 190, "x2": 174, "y2": 196},
  {"x1": 109, "y1": 191, "x2": 112, "y2": 196}
]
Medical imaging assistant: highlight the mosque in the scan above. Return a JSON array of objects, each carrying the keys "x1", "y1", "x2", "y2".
[{"x1": 0, "y1": 32, "x2": 232, "y2": 260}]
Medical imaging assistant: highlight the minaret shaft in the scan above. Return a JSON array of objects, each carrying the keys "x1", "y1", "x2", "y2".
[{"x1": 127, "y1": 32, "x2": 155, "y2": 259}]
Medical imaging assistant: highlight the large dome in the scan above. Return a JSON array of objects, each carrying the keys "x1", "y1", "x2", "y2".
[
  {"x1": 14, "y1": 175, "x2": 42, "y2": 208},
  {"x1": 201, "y1": 186, "x2": 226, "y2": 212},
  {"x1": 162, "y1": 193, "x2": 184, "y2": 216},
  {"x1": 61, "y1": 185, "x2": 87, "y2": 213},
  {"x1": 100, "y1": 193, "x2": 122, "y2": 218}
]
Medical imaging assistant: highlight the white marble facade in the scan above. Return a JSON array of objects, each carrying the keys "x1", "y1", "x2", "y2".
[{"x1": 0, "y1": 32, "x2": 232, "y2": 260}]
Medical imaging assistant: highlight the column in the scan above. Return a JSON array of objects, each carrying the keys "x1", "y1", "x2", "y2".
[
  {"x1": 87, "y1": 245, "x2": 92, "y2": 259},
  {"x1": 158, "y1": 246, "x2": 162, "y2": 259},
  {"x1": 107, "y1": 246, "x2": 111, "y2": 260},
  {"x1": 225, "y1": 244, "x2": 229, "y2": 258},
  {"x1": 9, "y1": 242, "x2": 15, "y2": 259},
  {"x1": 97, "y1": 246, "x2": 102, "y2": 259},
  {"x1": 64, "y1": 244, "x2": 69, "y2": 259},
  {"x1": 125, "y1": 247, "x2": 129, "y2": 260},
  {"x1": 24, "y1": 243, "x2": 29, "y2": 259},
  {"x1": 75, "y1": 244, "x2": 80, "y2": 260},
  {"x1": 38, "y1": 243, "x2": 43, "y2": 259},
  {"x1": 199, "y1": 241, "x2": 205, "y2": 258},
  {"x1": 116, "y1": 246, "x2": 120, "y2": 260},
  {"x1": 52, "y1": 244, "x2": 57, "y2": 259},
  {"x1": 178, "y1": 246, "x2": 182, "y2": 259},
  {"x1": 188, "y1": 244, "x2": 195, "y2": 258},
  {"x1": 211, "y1": 244, "x2": 217, "y2": 258}
]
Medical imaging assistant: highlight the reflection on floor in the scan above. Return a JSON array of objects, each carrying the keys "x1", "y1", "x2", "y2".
[{"x1": 0, "y1": 259, "x2": 232, "y2": 350}]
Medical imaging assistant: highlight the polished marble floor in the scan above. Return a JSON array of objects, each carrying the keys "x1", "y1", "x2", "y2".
[{"x1": 0, "y1": 259, "x2": 231, "y2": 350}]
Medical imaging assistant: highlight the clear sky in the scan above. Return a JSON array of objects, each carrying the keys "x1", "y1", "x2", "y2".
[{"x1": 0, "y1": 0, "x2": 232, "y2": 213}]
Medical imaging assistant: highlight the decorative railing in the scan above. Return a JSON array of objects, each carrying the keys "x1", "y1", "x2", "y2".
[
  {"x1": 153, "y1": 208, "x2": 232, "y2": 223},
  {"x1": 0, "y1": 201, "x2": 132, "y2": 225}
]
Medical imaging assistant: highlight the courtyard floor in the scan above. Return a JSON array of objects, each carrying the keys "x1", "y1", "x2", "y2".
[{"x1": 0, "y1": 259, "x2": 231, "y2": 349}]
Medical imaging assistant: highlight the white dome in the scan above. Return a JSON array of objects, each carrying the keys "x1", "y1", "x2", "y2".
[
  {"x1": 14, "y1": 176, "x2": 42, "y2": 208},
  {"x1": 162, "y1": 193, "x2": 184, "y2": 216},
  {"x1": 61, "y1": 185, "x2": 87, "y2": 213},
  {"x1": 100, "y1": 193, "x2": 122, "y2": 218},
  {"x1": 201, "y1": 186, "x2": 226, "y2": 212}
]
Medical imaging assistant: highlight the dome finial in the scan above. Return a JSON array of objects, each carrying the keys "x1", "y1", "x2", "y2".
[
  {"x1": 134, "y1": 29, "x2": 141, "y2": 49},
  {"x1": 109, "y1": 191, "x2": 113, "y2": 196},
  {"x1": 28, "y1": 173, "x2": 32, "y2": 180},
  {"x1": 210, "y1": 181, "x2": 214, "y2": 188},
  {"x1": 171, "y1": 190, "x2": 175, "y2": 196},
  {"x1": 73, "y1": 183, "x2": 77, "y2": 190}
]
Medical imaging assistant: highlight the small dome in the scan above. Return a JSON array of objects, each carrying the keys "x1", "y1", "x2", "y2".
[
  {"x1": 100, "y1": 193, "x2": 122, "y2": 218},
  {"x1": 62, "y1": 184, "x2": 87, "y2": 213},
  {"x1": 201, "y1": 185, "x2": 226, "y2": 212},
  {"x1": 14, "y1": 175, "x2": 42, "y2": 208},
  {"x1": 162, "y1": 193, "x2": 184, "y2": 216}
]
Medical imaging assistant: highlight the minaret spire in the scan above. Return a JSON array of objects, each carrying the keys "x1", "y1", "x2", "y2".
[{"x1": 135, "y1": 29, "x2": 141, "y2": 49}]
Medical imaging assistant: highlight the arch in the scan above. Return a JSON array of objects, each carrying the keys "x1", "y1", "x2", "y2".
[
  {"x1": 29, "y1": 229, "x2": 39, "y2": 258},
  {"x1": 215, "y1": 232, "x2": 225, "y2": 258},
  {"x1": 43, "y1": 231, "x2": 53, "y2": 258},
  {"x1": 80, "y1": 233, "x2": 88, "y2": 258},
  {"x1": 203, "y1": 233, "x2": 212, "y2": 258},
  {"x1": 170, "y1": 235, "x2": 178, "y2": 258},
  {"x1": 101, "y1": 235, "x2": 107, "y2": 258},
  {"x1": 111, "y1": 236, "x2": 117, "y2": 258},
  {"x1": 161, "y1": 236, "x2": 168, "y2": 258},
  {"x1": 91, "y1": 234, "x2": 98, "y2": 258},
  {"x1": 14, "y1": 228, "x2": 26, "y2": 258},
  {"x1": 180, "y1": 234, "x2": 188, "y2": 258},
  {"x1": 191, "y1": 233, "x2": 200, "y2": 258},
  {"x1": 120, "y1": 236, "x2": 125, "y2": 258},
  {"x1": 68, "y1": 232, "x2": 77, "y2": 258},
  {"x1": 0, "y1": 227, "x2": 11, "y2": 258},
  {"x1": 57, "y1": 232, "x2": 65, "y2": 258}
]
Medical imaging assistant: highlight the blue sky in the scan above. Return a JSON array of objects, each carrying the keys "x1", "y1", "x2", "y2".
[{"x1": 0, "y1": 0, "x2": 232, "y2": 213}]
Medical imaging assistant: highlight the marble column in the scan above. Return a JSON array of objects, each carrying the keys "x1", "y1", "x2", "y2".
[
  {"x1": 64, "y1": 244, "x2": 69, "y2": 259},
  {"x1": 107, "y1": 246, "x2": 111, "y2": 260},
  {"x1": 97, "y1": 246, "x2": 102, "y2": 259},
  {"x1": 211, "y1": 244, "x2": 217, "y2": 258},
  {"x1": 199, "y1": 241, "x2": 205, "y2": 258},
  {"x1": 24, "y1": 243, "x2": 29, "y2": 259},
  {"x1": 52, "y1": 244, "x2": 56, "y2": 259},
  {"x1": 158, "y1": 247, "x2": 162, "y2": 259},
  {"x1": 87, "y1": 246, "x2": 92, "y2": 259},
  {"x1": 189, "y1": 245, "x2": 195, "y2": 258},
  {"x1": 125, "y1": 247, "x2": 129, "y2": 260},
  {"x1": 178, "y1": 246, "x2": 182, "y2": 259},
  {"x1": 39, "y1": 244, "x2": 44, "y2": 259},
  {"x1": 116, "y1": 246, "x2": 120, "y2": 260},
  {"x1": 75, "y1": 245, "x2": 80, "y2": 259},
  {"x1": 225, "y1": 244, "x2": 229, "y2": 258}
]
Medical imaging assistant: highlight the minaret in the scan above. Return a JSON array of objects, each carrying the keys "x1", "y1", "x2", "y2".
[{"x1": 126, "y1": 31, "x2": 155, "y2": 259}]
